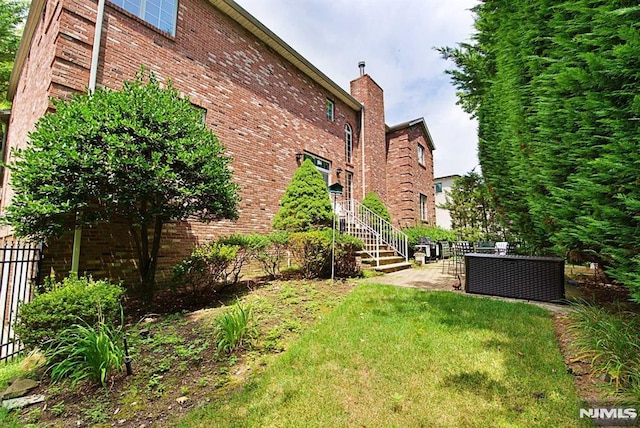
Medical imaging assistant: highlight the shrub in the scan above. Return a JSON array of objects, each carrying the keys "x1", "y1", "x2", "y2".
[
  {"x1": 217, "y1": 234, "x2": 268, "y2": 284},
  {"x1": 257, "y1": 231, "x2": 290, "y2": 279},
  {"x1": 214, "y1": 301, "x2": 254, "y2": 355},
  {"x1": 14, "y1": 277, "x2": 124, "y2": 349},
  {"x1": 361, "y1": 192, "x2": 391, "y2": 223},
  {"x1": 403, "y1": 225, "x2": 457, "y2": 249},
  {"x1": 172, "y1": 242, "x2": 239, "y2": 292},
  {"x1": 288, "y1": 231, "x2": 332, "y2": 279},
  {"x1": 334, "y1": 233, "x2": 364, "y2": 278},
  {"x1": 46, "y1": 314, "x2": 124, "y2": 387},
  {"x1": 288, "y1": 230, "x2": 363, "y2": 279},
  {"x1": 273, "y1": 159, "x2": 333, "y2": 232}
]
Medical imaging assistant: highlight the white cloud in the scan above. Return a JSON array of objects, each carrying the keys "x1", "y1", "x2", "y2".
[{"x1": 237, "y1": 0, "x2": 479, "y2": 177}]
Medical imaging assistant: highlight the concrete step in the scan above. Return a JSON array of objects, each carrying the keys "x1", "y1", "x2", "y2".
[
  {"x1": 358, "y1": 250, "x2": 396, "y2": 259},
  {"x1": 361, "y1": 256, "x2": 406, "y2": 266},
  {"x1": 372, "y1": 262, "x2": 413, "y2": 273}
]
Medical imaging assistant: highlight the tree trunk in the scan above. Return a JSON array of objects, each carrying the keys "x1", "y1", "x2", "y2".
[{"x1": 130, "y1": 215, "x2": 164, "y2": 303}]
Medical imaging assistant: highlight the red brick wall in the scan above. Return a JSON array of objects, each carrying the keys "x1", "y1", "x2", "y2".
[
  {"x1": 386, "y1": 124, "x2": 435, "y2": 228},
  {"x1": 1, "y1": 0, "x2": 62, "y2": 214},
  {"x1": 7, "y1": 0, "x2": 435, "y2": 286},
  {"x1": 9, "y1": 0, "x2": 368, "y2": 285}
]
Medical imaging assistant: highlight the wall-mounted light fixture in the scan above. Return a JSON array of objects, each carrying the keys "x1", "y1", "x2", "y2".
[
  {"x1": 336, "y1": 167, "x2": 343, "y2": 177},
  {"x1": 295, "y1": 152, "x2": 304, "y2": 165}
]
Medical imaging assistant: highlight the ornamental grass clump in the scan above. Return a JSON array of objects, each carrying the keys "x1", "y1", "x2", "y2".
[
  {"x1": 46, "y1": 312, "x2": 124, "y2": 387},
  {"x1": 570, "y1": 301, "x2": 640, "y2": 402},
  {"x1": 214, "y1": 301, "x2": 254, "y2": 355}
]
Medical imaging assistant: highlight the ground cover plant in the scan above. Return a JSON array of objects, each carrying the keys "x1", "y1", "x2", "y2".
[
  {"x1": 180, "y1": 284, "x2": 583, "y2": 427},
  {"x1": 2, "y1": 277, "x2": 354, "y2": 426}
]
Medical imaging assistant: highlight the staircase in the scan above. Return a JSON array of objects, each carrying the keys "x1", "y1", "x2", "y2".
[{"x1": 338, "y1": 199, "x2": 411, "y2": 273}]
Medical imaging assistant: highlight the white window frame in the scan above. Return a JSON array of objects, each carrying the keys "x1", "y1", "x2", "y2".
[
  {"x1": 417, "y1": 143, "x2": 425, "y2": 166},
  {"x1": 345, "y1": 124, "x2": 353, "y2": 164},
  {"x1": 111, "y1": 0, "x2": 178, "y2": 36},
  {"x1": 420, "y1": 193, "x2": 427, "y2": 221},
  {"x1": 326, "y1": 99, "x2": 334, "y2": 121}
]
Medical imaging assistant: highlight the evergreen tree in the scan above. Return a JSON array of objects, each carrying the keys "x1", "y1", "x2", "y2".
[
  {"x1": 439, "y1": 171, "x2": 506, "y2": 241},
  {"x1": 272, "y1": 159, "x2": 333, "y2": 232},
  {"x1": 361, "y1": 192, "x2": 391, "y2": 223}
]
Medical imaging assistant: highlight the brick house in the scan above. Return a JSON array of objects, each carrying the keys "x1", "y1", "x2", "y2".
[{"x1": 3, "y1": 0, "x2": 436, "y2": 284}]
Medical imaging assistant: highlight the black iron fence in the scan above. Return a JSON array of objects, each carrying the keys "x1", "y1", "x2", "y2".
[{"x1": 0, "y1": 241, "x2": 43, "y2": 361}]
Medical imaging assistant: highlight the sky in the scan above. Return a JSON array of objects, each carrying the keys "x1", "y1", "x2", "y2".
[{"x1": 237, "y1": 0, "x2": 480, "y2": 178}]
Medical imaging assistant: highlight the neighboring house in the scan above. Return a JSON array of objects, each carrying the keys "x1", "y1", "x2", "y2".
[
  {"x1": 434, "y1": 175, "x2": 460, "y2": 230},
  {"x1": 2, "y1": 0, "x2": 435, "y2": 284}
]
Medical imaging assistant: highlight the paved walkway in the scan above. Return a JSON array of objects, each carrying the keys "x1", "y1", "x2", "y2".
[{"x1": 361, "y1": 260, "x2": 573, "y2": 314}]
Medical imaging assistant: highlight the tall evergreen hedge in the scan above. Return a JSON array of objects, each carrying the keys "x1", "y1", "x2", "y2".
[{"x1": 441, "y1": 1, "x2": 640, "y2": 301}]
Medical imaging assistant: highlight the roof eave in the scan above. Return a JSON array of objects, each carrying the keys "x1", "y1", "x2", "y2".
[
  {"x1": 387, "y1": 117, "x2": 436, "y2": 150},
  {"x1": 9, "y1": 0, "x2": 363, "y2": 113},
  {"x1": 7, "y1": 0, "x2": 46, "y2": 101},
  {"x1": 208, "y1": 0, "x2": 362, "y2": 111}
]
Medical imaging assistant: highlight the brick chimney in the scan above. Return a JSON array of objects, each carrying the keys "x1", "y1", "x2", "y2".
[{"x1": 350, "y1": 62, "x2": 387, "y2": 201}]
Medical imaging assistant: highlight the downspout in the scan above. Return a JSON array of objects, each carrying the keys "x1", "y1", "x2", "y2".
[
  {"x1": 71, "y1": 0, "x2": 106, "y2": 275},
  {"x1": 360, "y1": 105, "x2": 366, "y2": 199}
]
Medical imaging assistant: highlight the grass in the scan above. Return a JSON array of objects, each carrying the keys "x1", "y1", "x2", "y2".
[{"x1": 179, "y1": 284, "x2": 584, "y2": 427}]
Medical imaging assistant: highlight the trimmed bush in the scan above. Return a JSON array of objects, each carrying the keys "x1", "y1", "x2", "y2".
[
  {"x1": 289, "y1": 231, "x2": 332, "y2": 279},
  {"x1": 172, "y1": 242, "x2": 239, "y2": 292},
  {"x1": 289, "y1": 230, "x2": 363, "y2": 279},
  {"x1": 334, "y1": 233, "x2": 364, "y2": 278},
  {"x1": 273, "y1": 159, "x2": 333, "y2": 232},
  {"x1": 361, "y1": 192, "x2": 391, "y2": 223},
  {"x1": 257, "y1": 231, "x2": 290, "y2": 279},
  {"x1": 404, "y1": 226, "x2": 456, "y2": 247},
  {"x1": 14, "y1": 277, "x2": 124, "y2": 349},
  {"x1": 217, "y1": 234, "x2": 268, "y2": 284}
]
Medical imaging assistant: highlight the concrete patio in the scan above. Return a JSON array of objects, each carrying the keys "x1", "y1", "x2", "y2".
[{"x1": 361, "y1": 259, "x2": 576, "y2": 314}]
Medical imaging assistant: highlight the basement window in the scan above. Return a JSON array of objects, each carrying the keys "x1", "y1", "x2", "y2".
[{"x1": 111, "y1": 0, "x2": 178, "y2": 36}]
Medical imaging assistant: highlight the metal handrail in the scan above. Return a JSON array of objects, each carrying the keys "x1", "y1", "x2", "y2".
[{"x1": 337, "y1": 199, "x2": 408, "y2": 265}]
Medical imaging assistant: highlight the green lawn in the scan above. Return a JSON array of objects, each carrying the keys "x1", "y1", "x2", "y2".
[{"x1": 179, "y1": 284, "x2": 585, "y2": 427}]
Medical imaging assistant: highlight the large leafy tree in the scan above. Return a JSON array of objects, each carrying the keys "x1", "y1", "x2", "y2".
[
  {"x1": 0, "y1": 0, "x2": 27, "y2": 108},
  {"x1": 273, "y1": 159, "x2": 332, "y2": 232},
  {"x1": 5, "y1": 71, "x2": 240, "y2": 299},
  {"x1": 439, "y1": 170, "x2": 506, "y2": 242},
  {"x1": 440, "y1": 0, "x2": 640, "y2": 301}
]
